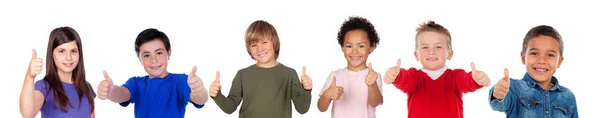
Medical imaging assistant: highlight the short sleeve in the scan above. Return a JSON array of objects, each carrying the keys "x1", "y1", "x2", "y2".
[
  {"x1": 319, "y1": 71, "x2": 336, "y2": 96},
  {"x1": 34, "y1": 80, "x2": 49, "y2": 97},
  {"x1": 119, "y1": 77, "x2": 139, "y2": 107}
]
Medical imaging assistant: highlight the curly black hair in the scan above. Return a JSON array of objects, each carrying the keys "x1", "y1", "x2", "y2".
[{"x1": 337, "y1": 16, "x2": 380, "y2": 47}]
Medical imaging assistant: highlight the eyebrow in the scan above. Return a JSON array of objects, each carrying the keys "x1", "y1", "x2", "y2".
[
  {"x1": 344, "y1": 42, "x2": 367, "y2": 45},
  {"x1": 141, "y1": 48, "x2": 165, "y2": 54}
]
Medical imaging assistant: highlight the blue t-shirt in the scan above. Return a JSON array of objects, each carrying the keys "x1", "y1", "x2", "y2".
[
  {"x1": 34, "y1": 80, "x2": 95, "y2": 118},
  {"x1": 119, "y1": 73, "x2": 204, "y2": 118}
]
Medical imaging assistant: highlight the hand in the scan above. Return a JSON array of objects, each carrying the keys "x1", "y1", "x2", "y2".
[
  {"x1": 27, "y1": 49, "x2": 43, "y2": 79},
  {"x1": 384, "y1": 59, "x2": 401, "y2": 84},
  {"x1": 300, "y1": 66, "x2": 312, "y2": 90},
  {"x1": 365, "y1": 62, "x2": 378, "y2": 86},
  {"x1": 188, "y1": 66, "x2": 205, "y2": 96},
  {"x1": 471, "y1": 62, "x2": 491, "y2": 87},
  {"x1": 493, "y1": 68, "x2": 511, "y2": 100},
  {"x1": 325, "y1": 76, "x2": 343, "y2": 100},
  {"x1": 98, "y1": 71, "x2": 114, "y2": 100},
  {"x1": 209, "y1": 71, "x2": 221, "y2": 97}
]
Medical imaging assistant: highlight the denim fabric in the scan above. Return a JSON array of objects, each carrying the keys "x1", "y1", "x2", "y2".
[{"x1": 489, "y1": 73, "x2": 578, "y2": 118}]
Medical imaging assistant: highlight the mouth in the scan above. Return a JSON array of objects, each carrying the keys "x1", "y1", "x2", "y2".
[
  {"x1": 257, "y1": 52, "x2": 268, "y2": 58},
  {"x1": 426, "y1": 57, "x2": 439, "y2": 61},
  {"x1": 533, "y1": 67, "x2": 549, "y2": 73},
  {"x1": 349, "y1": 56, "x2": 362, "y2": 60},
  {"x1": 63, "y1": 63, "x2": 74, "y2": 67},
  {"x1": 150, "y1": 65, "x2": 162, "y2": 70}
]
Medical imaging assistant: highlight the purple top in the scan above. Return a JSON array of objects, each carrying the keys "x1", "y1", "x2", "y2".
[{"x1": 35, "y1": 80, "x2": 95, "y2": 118}]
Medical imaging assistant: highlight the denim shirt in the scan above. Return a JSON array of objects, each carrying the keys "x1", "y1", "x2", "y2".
[{"x1": 488, "y1": 73, "x2": 578, "y2": 118}]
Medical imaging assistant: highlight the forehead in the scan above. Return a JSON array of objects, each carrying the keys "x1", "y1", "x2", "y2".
[
  {"x1": 139, "y1": 39, "x2": 166, "y2": 52},
  {"x1": 417, "y1": 32, "x2": 448, "y2": 44},
  {"x1": 55, "y1": 41, "x2": 78, "y2": 50},
  {"x1": 344, "y1": 30, "x2": 369, "y2": 43},
  {"x1": 527, "y1": 35, "x2": 560, "y2": 50}
]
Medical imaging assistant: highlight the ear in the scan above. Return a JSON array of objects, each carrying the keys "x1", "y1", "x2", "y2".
[
  {"x1": 414, "y1": 51, "x2": 419, "y2": 61},
  {"x1": 557, "y1": 56, "x2": 564, "y2": 68},
  {"x1": 369, "y1": 46, "x2": 375, "y2": 54},
  {"x1": 447, "y1": 50, "x2": 454, "y2": 60},
  {"x1": 137, "y1": 53, "x2": 142, "y2": 63},
  {"x1": 167, "y1": 49, "x2": 172, "y2": 60},
  {"x1": 521, "y1": 51, "x2": 526, "y2": 65}
]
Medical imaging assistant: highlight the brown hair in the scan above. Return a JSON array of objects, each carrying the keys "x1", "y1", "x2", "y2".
[
  {"x1": 44, "y1": 27, "x2": 95, "y2": 112},
  {"x1": 415, "y1": 20, "x2": 452, "y2": 50},
  {"x1": 522, "y1": 25, "x2": 564, "y2": 56},
  {"x1": 244, "y1": 20, "x2": 281, "y2": 59}
]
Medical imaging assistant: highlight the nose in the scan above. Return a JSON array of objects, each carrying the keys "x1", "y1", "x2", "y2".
[
  {"x1": 428, "y1": 49, "x2": 434, "y2": 55},
  {"x1": 536, "y1": 55, "x2": 547, "y2": 64},
  {"x1": 151, "y1": 55, "x2": 158, "y2": 63},
  {"x1": 65, "y1": 51, "x2": 72, "y2": 60}
]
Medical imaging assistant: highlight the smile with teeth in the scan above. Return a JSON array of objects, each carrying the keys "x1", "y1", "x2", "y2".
[
  {"x1": 150, "y1": 65, "x2": 162, "y2": 70},
  {"x1": 349, "y1": 56, "x2": 361, "y2": 60},
  {"x1": 426, "y1": 57, "x2": 438, "y2": 61},
  {"x1": 534, "y1": 68, "x2": 548, "y2": 72},
  {"x1": 257, "y1": 52, "x2": 268, "y2": 58}
]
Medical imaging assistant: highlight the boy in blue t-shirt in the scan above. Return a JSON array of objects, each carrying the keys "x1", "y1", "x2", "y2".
[{"x1": 96, "y1": 28, "x2": 208, "y2": 118}]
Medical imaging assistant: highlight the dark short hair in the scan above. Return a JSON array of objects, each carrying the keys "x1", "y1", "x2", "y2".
[
  {"x1": 337, "y1": 16, "x2": 380, "y2": 48},
  {"x1": 522, "y1": 25, "x2": 564, "y2": 56},
  {"x1": 134, "y1": 28, "x2": 171, "y2": 55}
]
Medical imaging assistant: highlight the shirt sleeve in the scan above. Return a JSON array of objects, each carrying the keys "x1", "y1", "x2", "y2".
[
  {"x1": 392, "y1": 68, "x2": 421, "y2": 94},
  {"x1": 377, "y1": 72, "x2": 383, "y2": 105},
  {"x1": 34, "y1": 80, "x2": 48, "y2": 97},
  {"x1": 177, "y1": 74, "x2": 204, "y2": 108},
  {"x1": 454, "y1": 69, "x2": 483, "y2": 93},
  {"x1": 119, "y1": 77, "x2": 138, "y2": 107},
  {"x1": 212, "y1": 71, "x2": 244, "y2": 114},
  {"x1": 290, "y1": 69, "x2": 311, "y2": 114}
]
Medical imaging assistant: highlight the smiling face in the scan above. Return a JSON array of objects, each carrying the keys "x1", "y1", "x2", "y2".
[
  {"x1": 138, "y1": 39, "x2": 170, "y2": 78},
  {"x1": 414, "y1": 32, "x2": 453, "y2": 70},
  {"x1": 53, "y1": 41, "x2": 79, "y2": 74},
  {"x1": 521, "y1": 35, "x2": 564, "y2": 84},
  {"x1": 342, "y1": 30, "x2": 373, "y2": 69},
  {"x1": 249, "y1": 38, "x2": 277, "y2": 66}
]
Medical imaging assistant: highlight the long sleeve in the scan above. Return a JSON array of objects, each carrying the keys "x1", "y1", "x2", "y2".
[
  {"x1": 212, "y1": 71, "x2": 243, "y2": 114},
  {"x1": 290, "y1": 70, "x2": 311, "y2": 114},
  {"x1": 392, "y1": 68, "x2": 421, "y2": 94},
  {"x1": 454, "y1": 69, "x2": 483, "y2": 93}
]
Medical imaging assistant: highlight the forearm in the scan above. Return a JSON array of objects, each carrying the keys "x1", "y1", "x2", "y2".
[
  {"x1": 108, "y1": 86, "x2": 130, "y2": 103},
  {"x1": 367, "y1": 85, "x2": 383, "y2": 107},
  {"x1": 317, "y1": 95, "x2": 332, "y2": 112},
  {"x1": 19, "y1": 76, "x2": 37, "y2": 118}
]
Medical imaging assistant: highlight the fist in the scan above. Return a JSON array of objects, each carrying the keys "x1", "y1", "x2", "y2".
[
  {"x1": 384, "y1": 59, "x2": 401, "y2": 84},
  {"x1": 209, "y1": 71, "x2": 221, "y2": 97},
  {"x1": 300, "y1": 66, "x2": 312, "y2": 90},
  {"x1": 188, "y1": 66, "x2": 205, "y2": 96},
  {"x1": 98, "y1": 71, "x2": 114, "y2": 100},
  {"x1": 365, "y1": 63, "x2": 378, "y2": 86},
  {"x1": 471, "y1": 62, "x2": 491, "y2": 87},
  {"x1": 493, "y1": 68, "x2": 511, "y2": 100},
  {"x1": 325, "y1": 76, "x2": 344, "y2": 100},
  {"x1": 27, "y1": 49, "x2": 43, "y2": 78}
]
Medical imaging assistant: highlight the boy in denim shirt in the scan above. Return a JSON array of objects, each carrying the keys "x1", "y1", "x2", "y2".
[{"x1": 489, "y1": 25, "x2": 578, "y2": 118}]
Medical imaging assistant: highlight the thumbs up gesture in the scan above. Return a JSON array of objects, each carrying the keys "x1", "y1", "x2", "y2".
[
  {"x1": 384, "y1": 59, "x2": 401, "y2": 84},
  {"x1": 187, "y1": 66, "x2": 205, "y2": 96},
  {"x1": 325, "y1": 76, "x2": 344, "y2": 100},
  {"x1": 98, "y1": 71, "x2": 115, "y2": 100},
  {"x1": 300, "y1": 66, "x2": 312, "y2": 91},
  {"x1": 365, "y1": 63, "x2": 378, "y2": 86},
  {"x1": 27, "y1": 49, "x2": 43, "y2": 79},
  {"x1": 209, "y1": 71, "x2": 221, "y2": 97},
  {"x1": 470, "y1": 62, "x2": 491, "y2": 87},
  {"x1": 493, "y1": 68, "x2": 511, "y2": 100}
]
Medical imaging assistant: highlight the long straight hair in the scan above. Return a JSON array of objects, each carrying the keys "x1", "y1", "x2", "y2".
[{"x1": 43, "y1": 27, "x2": 94, "y2": 112}]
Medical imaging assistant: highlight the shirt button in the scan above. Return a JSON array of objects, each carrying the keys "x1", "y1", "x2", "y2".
[
  {"x1": 545, "y1": 94, "x2": 548, "y2": 96},
  {"x1": 546, "y1": 110, "x2": 549, "y2": 114}
]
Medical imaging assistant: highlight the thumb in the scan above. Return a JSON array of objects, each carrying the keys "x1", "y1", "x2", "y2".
[
  {"x1": 103, "y1": 70, "x2": 112, "y2": 83},
  {"x1": 368, "y1": 62, "x2": 374, "y2": 71},
  {"x1": 190, "y1": 66, "x2": 197, "y2": 77},
  {"x1": 470, "y1": 62, "x2": 477, "y2": 72},
  {"x1": 302, "y1": 66, "x2": 306, "y2": 76},
  {"x1": 215, "y1": 71, "x2": 220, "y2": 83},
  {"x1": 32, "y1": 49, "x2": 37, "y2": 59},
  {"x1": 396, "y1": 59, "x2": 401, "y2": 68},
  {"x1": 503, "y1": 68, "x2": 510, "y2": 81},
  {"x1": 330, "y1": 76, "x2": 337, "y2": 87}
]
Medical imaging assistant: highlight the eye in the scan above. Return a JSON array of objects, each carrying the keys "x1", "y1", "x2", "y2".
[
  {"x1": 251, "y1": 44, "x2": 257, "y2": 47},
  {"x1": 422, "y1": 46, "x2": 428, "y2": 49},
  {"x1": 143, "y1": 54, "x2": 150, "y2": 58},
  {"x1": 71, "y1": 50, "x2": 78, "y2": 54},
  {"x1": 262, "y1": 41, "x2": 268, "y2": 44},
  {"x1": 157, "y1": 51, "x2": 163, "y2": 55},
  {"x1": 58, "y1": 50, "x2": 64, "y2": 53},
  {"x1": 529, "y1": 52, "x2": 538, "y2": 56},
  {"x1": 359, "y1": 45, "x2": 365, "y2": 48},
  {"x1": 436, "y1": 46, "x2": 442, "y2": 49},
  {"x1": 548, "y1": 54, "x2": 555, "y2": 57},
  {"x1": 345, "y1": 45, "x2": 352, "y2": 48}
]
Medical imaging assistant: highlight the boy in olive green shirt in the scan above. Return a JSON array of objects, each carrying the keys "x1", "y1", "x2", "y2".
[{"x1": 209, "y1": 20, "x2": 312, "y2": 118}]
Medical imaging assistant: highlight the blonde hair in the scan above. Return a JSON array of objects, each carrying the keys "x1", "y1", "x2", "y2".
[
  {"x1": 245, "y1": 20, "x2": 280, "y2": 59},
  {"x1": 415, "y1": 20, "x2": 452, "y2": 50}
]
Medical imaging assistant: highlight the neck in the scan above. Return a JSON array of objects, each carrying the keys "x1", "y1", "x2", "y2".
[
  {"x1": 57, "y1": 71, "x2": 73, "y2": 84},
  {"x1": 151, "y1": 71, "x2": 169, "y2": 78},
  {"x1": 538, "y1": 80, "x2": 553, "y2": 90},
  {"x1": 256, "y1": 60, "x2": 278, "y2": 68},
  {"x1": 347, "y1": 63, "x2": 367, "y2": 72}
]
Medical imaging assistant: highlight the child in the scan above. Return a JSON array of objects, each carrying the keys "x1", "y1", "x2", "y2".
[
  {"x1": 96, "y1": 28, "x2": 208, "y2": 118},
  {"x1": 382, "y1": 21, "x2": 491, "y2": 118},
  {"x1": 488, "y1": 25, "x2": 578, "y2": 118},
  {"x1": 317, "y1": 16, "x2": 383, "y2": 118},
  {"x1": 19, "y1": 27, "x2": 96, "y2": 118},
  {"x1": 209, "y1": 20, "x2": 312, "y2": 118}
]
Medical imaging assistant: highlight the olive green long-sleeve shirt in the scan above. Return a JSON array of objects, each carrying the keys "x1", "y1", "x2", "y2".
[{"x1": 212, "y1": 63, "x2": 312, "y2": 118}]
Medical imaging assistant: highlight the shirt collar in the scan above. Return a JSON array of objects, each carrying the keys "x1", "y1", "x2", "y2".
[{"x1": 522, "y1": 73, "x2": 562, "y2": 91}]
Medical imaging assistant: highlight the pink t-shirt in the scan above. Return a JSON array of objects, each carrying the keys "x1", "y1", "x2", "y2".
[{"x1": 319, "y1": 68, "x2": 383, "y2": 118}]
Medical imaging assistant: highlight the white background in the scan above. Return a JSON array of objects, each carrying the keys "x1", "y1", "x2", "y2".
[{"x1": 1, "y1": 0, "x2": 598, "y2": 118}]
